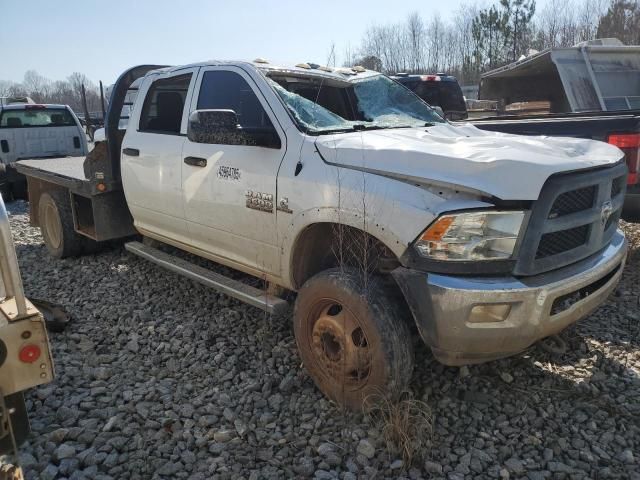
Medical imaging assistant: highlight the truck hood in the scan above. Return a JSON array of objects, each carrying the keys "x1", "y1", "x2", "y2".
[{"x1": 314, "y1": 123, "x2": 624, "y2": 200}]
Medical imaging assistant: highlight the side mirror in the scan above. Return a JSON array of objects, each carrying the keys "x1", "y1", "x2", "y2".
[
  {"x1": 187, "y1": 109, "x2": 241, "y2": 144},
  {"x1": 432, "y1": 106, "x2": 445, "y2": 118},
  {"x1": 187, "y1": 108, "x2": 281, "y2": 149}
]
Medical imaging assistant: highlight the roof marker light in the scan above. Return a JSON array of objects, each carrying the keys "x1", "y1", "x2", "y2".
[
  {"x1": 253, "y1": 58, "x2": 269, "y2": 64},
  {"x1": 295, "y1": 63, "x2": 311, "y2": 69},
  {"x1": 335, "y1": 67, "x2": 357, "y2": 75},
  {"x1": 352, "y1": 66, "x2": 366, "y2": 73}
]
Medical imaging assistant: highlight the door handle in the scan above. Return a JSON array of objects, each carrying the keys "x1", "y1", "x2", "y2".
[
  {"x1": 123, "y1": 148, "x2": 139, "y2": 156},
  {"x1": 184, "y1": 156, "x2": 207, "y2": 167}
]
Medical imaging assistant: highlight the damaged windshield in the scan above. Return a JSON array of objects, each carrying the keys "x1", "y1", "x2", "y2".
[{"x1": 266, "y1": 73, "x2": 444, "y2": 134}]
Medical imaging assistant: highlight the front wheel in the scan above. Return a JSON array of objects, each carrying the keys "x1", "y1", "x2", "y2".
[{"x1": 293, "y1": 268, "x2": 414, "y2": 410}]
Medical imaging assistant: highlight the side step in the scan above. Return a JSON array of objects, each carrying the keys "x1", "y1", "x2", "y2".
[{"x1": 125, "y1": 241, "x2": 289, "y2": 316}]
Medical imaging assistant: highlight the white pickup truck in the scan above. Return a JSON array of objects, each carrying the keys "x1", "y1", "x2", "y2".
[
  {"x1": 15, "y1": 62, "x2": 628, "y2": 409},
  {"x1": 0, "y1": 103, "x2": 88, "y2": 200}
]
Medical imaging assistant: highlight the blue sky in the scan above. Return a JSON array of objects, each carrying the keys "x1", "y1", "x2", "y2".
[{"x1": 1, "y1": 0, "x2": 476, "y2": 84}]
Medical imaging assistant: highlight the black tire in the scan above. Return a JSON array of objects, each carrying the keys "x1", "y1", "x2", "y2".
[
  {"x1": 38, "y1": 190, "x2": 84, "y2": 258},
  {"x1": 0, "y1": 183, "x2": 12, "y2": 203},
  {"x1": 10, "y1": 180, "x2": 27, "y2": 200},
  {"x1": 293, "y1": 268, "x2": 414, "y2": 410}
]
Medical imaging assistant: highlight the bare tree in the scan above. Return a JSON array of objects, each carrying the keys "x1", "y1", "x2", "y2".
[
  {"x1": 22, "y1": 70, "x2": 51, "y2": 103},
  {"x1": 0, "y1": 80, "x2": 17, "y2": 97},
  {"x1": 344, "y1": 0, "x2": 614, "y2": 84},
  {"x1": 326, "y1": 42, "x2": 337, "y2": 67},
  {"x1": 406, "y1": 12, "x2": 426, "y2": 72},
  {"x1": 342, "y1": 43, "x2": 356, "y2": 68},
  {"x1": 426, "y1": 14, "x2": 446, "y2": 72},
  {"x1": 0, "y1": 70, "x2": 103, "y2": 112}
]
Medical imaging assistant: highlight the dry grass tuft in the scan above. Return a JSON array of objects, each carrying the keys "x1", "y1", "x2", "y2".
[{"x1": 363, "y1": 391, "x2": 433, "y2": 467}]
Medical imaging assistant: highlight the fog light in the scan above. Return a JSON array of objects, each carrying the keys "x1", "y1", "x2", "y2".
[{"x1": 469, "y1": 304, "x2": 512, "y2": 323}]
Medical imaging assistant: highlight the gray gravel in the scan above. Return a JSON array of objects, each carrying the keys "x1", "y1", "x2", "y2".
[{"x1": 4, "y1": 200, "x2": 640, "y2": 479}]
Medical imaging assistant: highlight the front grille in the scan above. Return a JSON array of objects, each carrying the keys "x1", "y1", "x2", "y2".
[
  {"x1": 514, "y1": 162, "x2": 627, "y2": 276},
  {"x1": 611, "y1": 175, "x2": 625, "y2": 198},
  {"x1": 548, "y1": 186, "x2": 596, "y2": 218},
  {"x1": 536, "y1": 225, "x2": 590, "y2": 258}
]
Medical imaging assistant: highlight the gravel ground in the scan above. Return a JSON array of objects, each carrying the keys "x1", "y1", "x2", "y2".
[{"x1": 3, "y1": 199, "x2": 639, "y2": 480}]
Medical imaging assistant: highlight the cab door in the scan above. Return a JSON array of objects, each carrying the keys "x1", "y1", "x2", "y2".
[
  {"x1": 121, "y1": 69, "x2": 197, "y2": 244},
  {"x1": 181, "y1": 66, "x2": 286, "y2": 275}
]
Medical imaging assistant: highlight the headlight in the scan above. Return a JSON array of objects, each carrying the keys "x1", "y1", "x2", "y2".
[{"x1": 415, "y1": 211, "x2": 525, "y2": 261}]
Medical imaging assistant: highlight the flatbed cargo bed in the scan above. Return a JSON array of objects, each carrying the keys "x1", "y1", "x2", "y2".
[
  {"x1": 16, "y1": 157, "x2": 93, "y2": 195},
  {"x1": 12, "y1": 66, "x2": 167, "y2": 243},
  {"x1": 15, "y1": 155, "x2": 136, "y2": 242}
]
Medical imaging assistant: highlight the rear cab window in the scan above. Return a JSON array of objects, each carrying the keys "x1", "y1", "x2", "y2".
[
  {"x1": 0, "y1": 107, "x2": 76, "y2": 128},
  {"x1": 414, "y1": 82, "x2": 466, "y2": 113},
  {"x1": 139, "y1": 74, "x2": 192, "y2": 134}
]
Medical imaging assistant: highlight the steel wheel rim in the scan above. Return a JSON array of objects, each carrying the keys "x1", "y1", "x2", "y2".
[
  {"x1": 43, "y1": 203, "x2": 62, "y2": 249},
  {"x1": 307, "y1": 298, "x2": 372, "y2": 390}
]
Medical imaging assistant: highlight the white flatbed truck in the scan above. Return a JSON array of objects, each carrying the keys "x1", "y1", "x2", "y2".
[{"x1": 15, "y1": 61, "x2": 627, "y2": 409}]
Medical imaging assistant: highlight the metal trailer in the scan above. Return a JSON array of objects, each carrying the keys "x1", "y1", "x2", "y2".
[
  {"x1": 0, "y1": 194, "x2": 54, "y2": 480},
  {"x1": 479, "y1": 38, "x2": 640, "y2": 113}
]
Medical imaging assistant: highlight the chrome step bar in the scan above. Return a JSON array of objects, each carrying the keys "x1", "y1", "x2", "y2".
[{"x1": 125, "y1": 241, "x2": 289, "y2": 315}]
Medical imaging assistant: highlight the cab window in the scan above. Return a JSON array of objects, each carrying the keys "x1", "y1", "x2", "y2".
[
  {"x1": 197, "y1": 71, "x2": 276, "y2": 132},
  {"x1": 0, "y1": 108, "x2": 76, "y2": 128},
  {"x1": 195, "y1": 70, "x2": 280, "y2": 148},
  {"x1": 139, "y1": 74, "x2": 192, "y2": 134}
]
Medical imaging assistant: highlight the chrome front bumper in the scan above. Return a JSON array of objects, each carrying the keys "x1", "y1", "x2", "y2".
[{"x1": 393, "y1": 230, "x2": 627, "y2": 366}]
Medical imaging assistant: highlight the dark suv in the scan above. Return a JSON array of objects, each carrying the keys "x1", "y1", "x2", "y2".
[{"x1": 392, "y1": 73, "x2": 468, "y2": 121}]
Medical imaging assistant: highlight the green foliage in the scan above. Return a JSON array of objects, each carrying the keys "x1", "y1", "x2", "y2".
[
  {"x1": 472, "y1": 0, "x2": 536, "y2": 71},
  {"x1": 597, "y1": 0, "x2": 640, "y2": 45},
  {"x1": 472, "y1": 4, "x2": 511, "y2": 69},
  {"x1": 501, "y1": 0, "x2": 537, "y2": 61}
]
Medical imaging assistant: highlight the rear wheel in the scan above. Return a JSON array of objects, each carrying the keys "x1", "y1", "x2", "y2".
[
  {"x1": 0, "y1": 183, "x2": 12, "y2": 203},
  {"x1": 10, "y1": 181, "x2": 27, "y2": 200},
  {"x1": 293, "y1": 268, "x2": 414, "y2": 410},
  {"x1": 38, "y1": 190, "x2": 84, "y2": 258}
]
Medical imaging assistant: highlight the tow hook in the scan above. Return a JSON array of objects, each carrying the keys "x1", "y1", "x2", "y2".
[{"x1": 537, "y1": 334, "x2": 567, "y2": 355}]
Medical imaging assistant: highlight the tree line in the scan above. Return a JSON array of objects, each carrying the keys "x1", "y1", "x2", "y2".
[
  {"x1": 2, "y1": 0, "x2": 639, "y2": 104},
  {"x1": 0, "y1": 70, "x2": 103, "y2": 113},
  {"x1": 343, "y1": 0, "x2": 640, "y2": 84}
]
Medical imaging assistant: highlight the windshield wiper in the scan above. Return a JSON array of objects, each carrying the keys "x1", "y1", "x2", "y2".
[
  {"x1": 352, "y1": 124, "x2": 417, "y2": 131},
  {"x1": 353, "y1": 124, "x2": 382, "y2": 131},
  {"x1": 315, "y1": 125, "x2": 396, "y2": 134},
  {"x1": 314, "y1": 127, "x2": 358, "y2": 135},
  {"x1": 315, "y1": 122, "x2": 433, "y2": 135}
]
